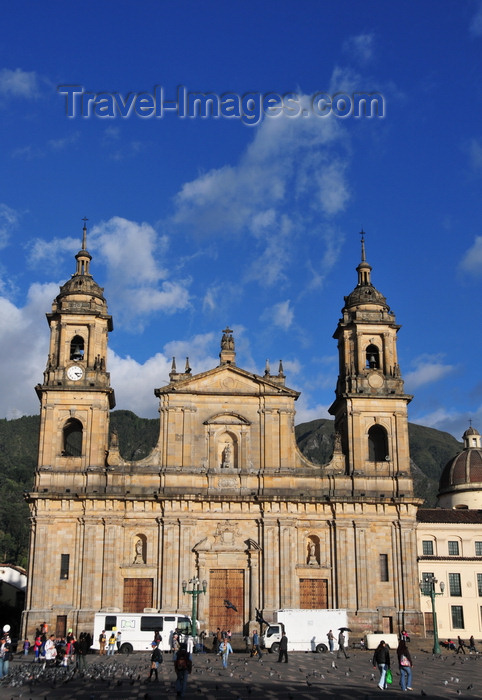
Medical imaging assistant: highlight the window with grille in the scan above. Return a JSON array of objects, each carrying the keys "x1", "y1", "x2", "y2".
[
  {"x1": 448, "y1": 573, "x2": 461, "y2": 597},
  {"x1": 476, "y1": 542, "x2": 482, "y2": 556},
  {"x1": 451, "y1": 605, "x2": 464, "y2": 629},
  {"x1": 380, "y1": 554, "x2": 389, "y2": 582},
  {"x1": 477, "y1": 574, "x2": 482, "y2": 596},
  {"x1": 422, "y1": 540, "x2": 434, "y2": 556},
  {"x1": 448, "y1": 541, "x2": 460, "y2": 556},
  {"x1": 60, "y1": 554, "x2": 70, "y2": 580}
]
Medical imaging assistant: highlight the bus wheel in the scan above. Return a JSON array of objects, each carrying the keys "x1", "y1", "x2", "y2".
[
  {"x1": 120, "y1": 643, "x2": 133, "y2": 654},
  {"x1": 271, "y1": 643, "x2": 280, "y2": 654},
  {"x1": 316, "y1": 643, "x2": 328, "y2": 653}
]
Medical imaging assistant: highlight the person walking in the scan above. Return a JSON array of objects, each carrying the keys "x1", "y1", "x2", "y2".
[
  {"x1": 148, "y1": 641, "x2": 162, "y2": 681},
  {"x1": 0, "y1": 635, "x2": 12, "y2": 678},
  {"x1": 174, "y1": 642, "x2": 192, "y2": 698},
  {"x1": 116, "y1": 630, "x2": 122, "y2": 653},
  {"x1": 373, "y1": 639, "x2": 391, "y2": 690},
  {"x1": 397, "y1": 639, "x2": 413, "y2": 692},
  {"x1": 218, "y1": 638, "x2": 233, "y2": 668},
  {"x1": 277, "y1": 630, "x2": 288, "y2": 663},
  {"x1": 252, "y1": 629, "x2": 263, "y2": 660},
  {"x1": 456, "y1": 635, "x2": 467, "y2": 654},
  {"x1": 327, "y1": 629, "x2": 334, "y2": 653},
  {"x1": 337, "y1": 630, "x2": 349, "y2": 659},
  {"x1": 44, "y1": 634, "x2": 57, "y2": 667},
  {"x1": 74, "y1": 632, "x2": 88, "y2": 673}
]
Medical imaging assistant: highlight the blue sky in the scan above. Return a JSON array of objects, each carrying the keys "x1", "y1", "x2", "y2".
[{"x1": 1, "y1": 0, "x2": 482, "y2": 440}]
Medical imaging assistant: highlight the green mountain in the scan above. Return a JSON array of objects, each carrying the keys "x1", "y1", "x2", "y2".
[{"x1": 0, "y1": 412, "x2": 462, "y2": 568}]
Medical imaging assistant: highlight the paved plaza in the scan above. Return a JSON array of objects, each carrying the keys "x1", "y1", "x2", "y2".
[{"x1": 0, "y1": 643, "x2": 481, "y2": 699}]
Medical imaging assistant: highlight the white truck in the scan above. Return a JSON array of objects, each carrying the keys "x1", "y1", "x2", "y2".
[
  {"x1": 261, "y1": 609, "x2": 349, "y2": 653},
  {"x1": 91, "y1": 611, "x2": 192, "y2": 653}
]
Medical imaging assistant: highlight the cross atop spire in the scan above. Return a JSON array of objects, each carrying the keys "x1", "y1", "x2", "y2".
[
  {"x1": 75, "y1": 217, "x2": 92, "y2": 276},
  {"x1": 360, "y1": 228, "x2": 366, "y2": 262},
  {"x1": 81, "y1": 217, "x2": 88, "y2": 250}
]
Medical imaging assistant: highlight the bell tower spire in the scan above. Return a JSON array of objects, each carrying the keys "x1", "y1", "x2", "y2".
[
  {"x1": 75, "y1": 217, "x2": 92, "y2": 277},
  {"x1": 329, "y1": 231, "x2": 413, "y2": 486},
  {"x1": 34, "y1": 220, "x2": 115, "y2": 475}
]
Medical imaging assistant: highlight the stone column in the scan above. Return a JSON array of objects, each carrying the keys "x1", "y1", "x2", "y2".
[
  {"x1": 162, "y1": 519, "x2": 180, "y2": 610},
  {"x1": 263, "y1": 521, "x2": 278, "y2": 610},
  {"x1": 101, "y1": 517, "x2": 122, "y2": 609},
  {"x1": 354, "y1": 520, "x2": 369, "y2": 610},
  {"x1": 248, "y1": 547, "x2": 259, "y2": 621},
  {"x1": 279, "y1": 519, "x2": 293, "y2": 608}
]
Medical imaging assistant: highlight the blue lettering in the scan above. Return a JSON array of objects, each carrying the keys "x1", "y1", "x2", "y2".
[
  {"x1": 94, "y1": 93, "x2": 115, "y2": 117},
  {"x1": 113, "y1": 92, "x2": 136, "y2": 117},
  {"x1": 220, "y1": 93, "x2": 241, "y2": 118},
  {"x1": 57, "y1": 85, "x2": 83, "y2": 118},
  {"x1": 135, "y1": 93, "x2": 155, "y2": 117}
]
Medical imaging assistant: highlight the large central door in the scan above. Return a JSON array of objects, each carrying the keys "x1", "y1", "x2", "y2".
[
  {"x1": 300, "y1": 578, "x2": 328, "y2": 608},
  {"x1": 209, "y1": 569, "x2": 244, "y2": 633},
  {"x1": 123, "y1": 578, "x2": 153, "y2": 612}
]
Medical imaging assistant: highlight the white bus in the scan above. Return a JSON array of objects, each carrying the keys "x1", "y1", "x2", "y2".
[{"x1": 91, "y1": 611, "x2": 192, "y2": 653}]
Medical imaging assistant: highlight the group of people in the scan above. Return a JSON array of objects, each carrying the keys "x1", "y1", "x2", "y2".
[
  {"x1": 326, "y1": 628, "x2": 350, "y2": 658},
  {"x1": 98, "y1": 629, "x2": 123, "y2": 656},
  {"x1": 442, "y1": 635, "x2": 477, "y2": 653},
  {"x1": 372, "y1": 638, "x2": 413, "y2": 692}
]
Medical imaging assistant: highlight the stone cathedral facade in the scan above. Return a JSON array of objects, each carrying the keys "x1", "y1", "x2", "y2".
[{"x1": 23, "y1": 226, "x2": 423, "y2": 639}]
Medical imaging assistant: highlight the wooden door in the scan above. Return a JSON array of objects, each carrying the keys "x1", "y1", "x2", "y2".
[
  {"x1": 123, "y1": 578, "x2": 153, "y2": 612},
  {"x1": 424, "y1": 612, "x2": 434, "y2": 636},
  {"x1": 382, "y1": 616, "x2": 393, "y2": 634},
  {"x1": 299, "y1": 579, "x2": 328, "y2": 608},
  {"x1": 55, "y1": 615, "x2": 67, "y2": 638},
  {"x1": 209, "y1": 569, "x2": 244, "y2": 633}
]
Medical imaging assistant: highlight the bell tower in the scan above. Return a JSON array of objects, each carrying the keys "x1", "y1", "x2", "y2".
[
  {"x1": 329, "y1": 232, "x2": 413, "y2": 484},
  {"x1": 35, "y1": 219, "x2": 115, "y2": 473}
]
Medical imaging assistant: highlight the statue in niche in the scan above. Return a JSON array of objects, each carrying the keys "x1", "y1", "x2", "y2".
[
  {"x1": 308, "y1": 541, "x2": 318, "y2": 566},
  {"x1": 133, "y1": 538, "x2": 145, "y2": 565},
  {"x1": 221, "y1": 443, "x2": 232, "y2": 468}
]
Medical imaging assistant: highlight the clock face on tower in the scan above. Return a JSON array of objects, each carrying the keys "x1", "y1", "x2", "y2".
[{"x1": 67, "y1": 365, "x2": 84, "y2": 381}]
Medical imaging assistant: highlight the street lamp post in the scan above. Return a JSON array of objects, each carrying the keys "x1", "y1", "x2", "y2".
[
  {"x1": 182, "y1": 576, "x2": 207, "y2": 641},
  {"x1": 419, "y1": 574, "x2": 445, "y2": 654}
]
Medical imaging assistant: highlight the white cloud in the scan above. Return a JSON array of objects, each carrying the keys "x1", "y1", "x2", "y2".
[
  {"x1": 90, "y1": 217, "x2": 191, "y2": 325},
  {"x1": 0, "y1": 203, "x2": 20, "y2": 249},
  {"x1": 172, "y1": 91, "x2": 349, "y2": 288},
  {"x1": 109, "y1": 331, "x2": 223, "y2": 417},
  {"x1": 294, "y1": 396, "x2": 331, "y2": 425},
  {"x1": 27, "y1": 236, "x2": 79, "y2": 267},
  {"x1": 264, "y1": 300, "x2": 294, "y2": 331},
  {"x1": 405, "y1": 354, "x2": 455, "y2": 390},
  {"x1": 342, "y1": 33, "x2": 375, "y2": 64},
  {"x1": 27, "y1": 217, "x2": 192, "y2": 330},
  {"x1": 0, "y1": 282, "x2": 58, "y2": 419},
  {"x1": 108, "y1": 351, "x2": 172, "y2": 418},
  {"x1": 459, "y1": 236, "x2": 482, "y2": 275},
  {"x1": 92, "y1": 217, "x2": 167, "y2": 284},
  {"x1": 0, "y1": 68, "x2": 39, "y2": 98}
]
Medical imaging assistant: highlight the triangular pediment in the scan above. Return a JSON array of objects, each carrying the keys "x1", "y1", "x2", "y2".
[{"x1": 156, "y1": 364, "x2": 299, "y2": 398}]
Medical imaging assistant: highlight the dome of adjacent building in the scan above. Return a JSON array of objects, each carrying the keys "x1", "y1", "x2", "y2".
[{"x1": 437, "y1": 426, "x2": 482, "y2": 509}]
